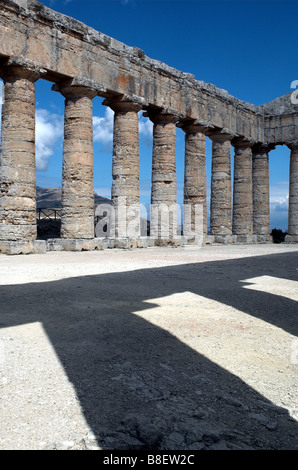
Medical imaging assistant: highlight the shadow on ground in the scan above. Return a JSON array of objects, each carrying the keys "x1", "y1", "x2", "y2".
[{"x1": 0, "y1": 251, "x2": 297, "y2": 449}]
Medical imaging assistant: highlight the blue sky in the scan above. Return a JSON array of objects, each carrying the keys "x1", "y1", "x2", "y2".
[{"x1": 1, "y1": 0, "x2": 297, "y2": 229}]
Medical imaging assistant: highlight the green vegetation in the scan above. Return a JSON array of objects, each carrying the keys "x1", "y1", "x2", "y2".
[{"x1": 271, "y1": 228, "x2": 287, "y2": 244}]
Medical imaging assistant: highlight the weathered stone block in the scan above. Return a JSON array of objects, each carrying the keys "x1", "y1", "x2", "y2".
[
  {"x1": 0, "y1": 239, "x2": 45, "y2": 255},
  {"x1": 213, "y1": 234, "x2": 237, "y2": 245},
  {"x1": 235, "y1": 234, "x2": 256, "y2": 244},
  {"x1": 285, "y1": 234, "x2": 298, "y2": 243},
  {"x1": 46, "y1": 238, "x2": 64, "y2": 252},
  {"x1": 181, "y1": 235, "x2": 204, "y2": 246},
  {"x1": 33, "y1": 240, "x2": 47, "y2": 254}
]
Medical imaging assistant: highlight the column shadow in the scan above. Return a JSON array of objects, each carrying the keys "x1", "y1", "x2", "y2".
[{"x1": 0, "y1": 251, "x2": 297, "y2": 450}]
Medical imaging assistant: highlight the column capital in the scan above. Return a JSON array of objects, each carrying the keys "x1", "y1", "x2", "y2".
[
  {"x1": 286, "y1": 141, "x2": 298, "y2": 151},
  {"x1": 252, "y1": 143, "x2": 276, "y2": 154},
  {"x1": 177, "y1": 119, "x2": 208, "y2": 134},
  {"x1": 144, "y1": 109, "x2": 178, "y2": 124},
  {"x1": 207, "y1": 130, "x2": 234, "y2": 142},
  {"x1": 231, "y1": 137, "x2": 255, "y2": 148},
  {"x1": 52, "y1": 82, "x2": 97, "y2": 99},
  {"x1": 0, "y1": 58, "x2": 46, "y2": 82},
  {"x1": 103, "y1": 97, "x2": 142, "y2": 113}
]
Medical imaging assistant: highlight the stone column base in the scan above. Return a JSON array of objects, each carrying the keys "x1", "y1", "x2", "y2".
[
  {"x1": 46, "y1": 237, "x2": 157, "y2": 252},
  {"x1": 47, "y1": 238, "x2": 114, "y2": 252},
  {"x1": 0, "y1": 237, "x2": 193, "y2": 254},
  {"x1": 235, "y1": 234, "x2": 256, "y2": 244},
  {"x1": 0, "y1": 240, "x2": 46, "y2": 255},
  {"x1": 285, "y1": 235, "x2": 298, "y2": 243},
  {"x1": 153, "y1": 238, "x2": 184, "y2": 248},
  {"x1": 181, "y1": 235, "x2": 204, "y2": 246},
  {"x1": 114, "y1": 237, "x2": 153, "y2": 249},
  {"x1": 255, "y1": 234, "x2": 273, "y2": 244},
  {"x1": 206, "y1": 234, "x2": 237, "y2": 244},
  {"x1": 214, "y1": 234, "x2": 238, "y2": 244}
]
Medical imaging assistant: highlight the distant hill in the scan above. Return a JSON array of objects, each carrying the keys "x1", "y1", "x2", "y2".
[
  {"x1": 36, "y1": 187, "x2": 149, "y2": 238},
  {"x1": 36, "y1": 187, "x2": 112, "y2": 209}
]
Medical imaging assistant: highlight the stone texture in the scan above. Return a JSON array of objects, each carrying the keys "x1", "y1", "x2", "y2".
[
  {"x1": 105, "y1": 99, "x2": 142, "y2": 239},
  {"x1": 45, "y1": 237, "x2": 159, "y2": 252},
  {"x1": 0, "y1": 64, "x2": 40, "y2": 241},
  {"x1": 57, "y1": 85, "x2": 97, "y2": 239},
  {"x1": 0, "y1": 0, "x2": 267, "y2": 143},
  {"x1": 209, "y1": 133, "x2": 232, "y2": 237},
  {"x1": 0, "y1": 239, "x2": 46, "y2": 255},
  {"x1": 181, "y1": 123, "x2": 207, "y2": 241},
  {"x1": 257, "y1": 93, "x2": 298, "y2": 147},
  {"x1": 286, "y1": 144, "x2": 298, "y2": 239},
  {"x1": 147, "y1": 112, "x2": 177, "y2": 240},
  {"x1": 0, "y1": 0, "x2": 297, "y2": 249},
  {"x1": 13, "y1": 0, "x2": 27, "y2": 8},
  {"x1": 232, "y1": 139, "x2": 253, "y2": 241},
  {"x1": 46, "y1": 237, "x2": 113, "y2": 252},
  {"x1": 0, "y1": 0, "x2": 296, "y2": 149},
  {"x1": 252, "y1": 145, "x2": 272, "y2": 243}
]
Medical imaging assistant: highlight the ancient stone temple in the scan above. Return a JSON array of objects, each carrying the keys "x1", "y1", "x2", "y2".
[{"x1": 0, "y1": 0, "x2": 297, "y2": 254}]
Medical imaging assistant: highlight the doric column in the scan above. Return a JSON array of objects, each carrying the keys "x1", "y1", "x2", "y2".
[
  {"x1": 146, "y1": 111, "x2": 177, "y2": 241},
  {"x1": 56, "y1": 84, "x2": 97, "y2": 239},
  {"x1": 252, "y1": 144, "x2": 273, "y2": 243},
  {"x1": 232, "y1": 138, "x2": 254, "y2": 242},
  {"x1": 208, "y1": 132, "x2": 233, "y2": 239},
  {"x1": 180, "y1": 121, "x2": 207, "y2": 241},
  {"x1": 0, "y1": 63, "x2": 41, "y2": 241},
  {"x1": 104, "y1": 98, "x2": 142, "y2": 239},
  {"x1": 286, "y1": 143, "x2": 298, "y2": 242}
]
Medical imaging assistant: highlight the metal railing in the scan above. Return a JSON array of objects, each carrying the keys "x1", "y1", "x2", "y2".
[{"x1": 36, "y1": 208, "x2": 62, "y2": 220}]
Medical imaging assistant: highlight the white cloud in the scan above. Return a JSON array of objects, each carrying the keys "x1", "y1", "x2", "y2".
[
  {"x1": 0, "y1": 93, "x2": 153, "y2": 171},
  {"x1": 271, "y1": 195, "x2": 289, "y2": 213},
  {"x1": 35, "y1": 109, "x2": 64, "y2": 171},
  {"x1": 270, "y1": 180, "x2": 289, "y2": 210},
  {"x1": 94, "y1": 186, "x2": 112, "y2": 199},
  {"x1": 0, "y1": 83, "x2": 64, "y2": 172},
  {"x1": 270, "y1": 180, "x2": 289, "y2": 229},
  {"x1": 93, "y1": 108, "x2": 153, "y2": 147},
  {"x1": 139, "y1": 112, "x2": 153, "y2": 140},
  {"x1": 93, "y1": 107, "x2": 114, "y2": 145}
]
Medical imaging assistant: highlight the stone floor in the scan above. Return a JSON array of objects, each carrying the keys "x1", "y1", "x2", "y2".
[{"x1": 0, "y1": 244, "x2": 297, "y2": 450}]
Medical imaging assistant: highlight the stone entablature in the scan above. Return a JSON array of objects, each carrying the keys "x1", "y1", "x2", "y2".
[
  {"x1": 0, "y1": 0, "x2": 296, "y2": 147},
  {"x1": 256, "y1": 93, "x2": 298, "y2": 147},
  {"x1": 0, "y1": 0, "x2": 271, "y2": 144}
]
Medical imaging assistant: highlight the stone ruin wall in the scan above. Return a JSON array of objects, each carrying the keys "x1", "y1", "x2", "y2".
[{"x1": 0, "y1": 0, "x2": 297, "y2": 254}]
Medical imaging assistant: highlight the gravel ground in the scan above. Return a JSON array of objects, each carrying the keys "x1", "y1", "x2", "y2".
[{"x1": 0, "y1": 244, "x2": 297, "y2": 450}]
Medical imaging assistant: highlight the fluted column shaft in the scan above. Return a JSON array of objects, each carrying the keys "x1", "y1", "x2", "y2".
[
  {"x1": 209, "y1": 133, "x2": 232, "y2": 236},
  {"x1": 182, "y1": 124, "x2": 207, "y2": 239},
  {"x1": 0, "y1": 65, "x2": 40, "y2": 241},
  {"x1": 148, "y1": 112, "x2": 177, "y2": 240},
  {"x1": 252, "y1": 145, "x2": 271, "y2": 242},
  {"x1": 109, "y1": 100, "x2": 142, "y2": 238},
  {"x1": 232, "y1": 140, "x2": 253, "y2": 240},
  {"x1": 60, "y1": 85, "x2": 97, "y2": 239},
  {"x1": 287, "y1": 144, "x2": 298, "y2": 239}
]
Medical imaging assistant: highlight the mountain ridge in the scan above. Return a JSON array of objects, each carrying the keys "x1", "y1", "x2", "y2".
[{"x1": 36, "y1": 187, "x2": 112, "y2": 209}]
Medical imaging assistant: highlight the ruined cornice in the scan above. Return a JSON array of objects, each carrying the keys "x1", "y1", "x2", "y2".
[{"x1": 0, "y1": 0, "x2": 297, "y2": 146}]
